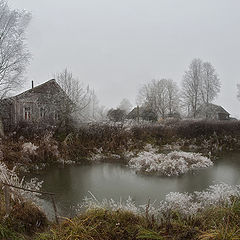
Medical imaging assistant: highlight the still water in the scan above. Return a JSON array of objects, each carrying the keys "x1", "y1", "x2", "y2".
[{"x1": 37, "y1": 152, "x2": 240, "y2": 217}]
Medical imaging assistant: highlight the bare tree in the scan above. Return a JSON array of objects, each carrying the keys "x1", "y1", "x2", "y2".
[
  {"x1": 118, "y1": 98, "x2": 132, "y2": 113},
  {"x1": 182, "y1": 59, "x2": 221, "y2": 118},
  {"x1": 201, "y1": 62, "x2": 220, "y2": 104},
  {"x1": 0, "y1": 0, "x2": 31, "y2": 98},
  {"x1": 137, "y1": 79, "x2": 179, "y2": 119},
  {"x1": 166, "y1": 79, "x2": 180, "y2": 116},
  {"x1": 82, "y1": 89, "x2": 107, "y2": 122},
  {"x1": 54, "y1": 68, "x2": 91, "y2": 122},
  {"x1": 182, "y1": 59, "x2": 203, "y2": 118},
  {"x1": 95, "y1": 105, "x2": 108, "y2": 122},
  {"x1": 138, "y1": 79, "x2": 167, "y2": 118}
]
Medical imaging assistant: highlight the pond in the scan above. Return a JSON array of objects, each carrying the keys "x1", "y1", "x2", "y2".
[{"x1": 36, "y1": 152, "x2": 240, "y2": 218}]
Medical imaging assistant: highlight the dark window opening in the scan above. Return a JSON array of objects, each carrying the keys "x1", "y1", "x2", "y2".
[
  {"x1": 40, "y1": 107, "x2": 45, "y2": 118},
  {"x1": 24, "y1": 107, "x2": 31, "y2": 120}
]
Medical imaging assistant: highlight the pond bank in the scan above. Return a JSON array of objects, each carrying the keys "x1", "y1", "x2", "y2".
[
  {"x1": 2, "y1": 120, "x2": 240, "y2": 173},
  {"x1": 1, "y1": 183, "x2": 240, "y2": 240}
]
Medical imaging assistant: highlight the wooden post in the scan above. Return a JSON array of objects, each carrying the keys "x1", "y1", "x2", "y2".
[
  {"x1": 4, "y1": 185, "x2": 10, "y2": 215},
  {"x1": 51, "y1": 195, "x2": 59, "y2": 224},
  {"x1": 2, "y1": 182, "x2": 58, "y2": 224}
]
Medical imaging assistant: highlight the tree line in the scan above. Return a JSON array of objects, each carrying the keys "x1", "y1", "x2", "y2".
[{"x1": 108, "y1": 58, "x2": 221, "y2": 122}]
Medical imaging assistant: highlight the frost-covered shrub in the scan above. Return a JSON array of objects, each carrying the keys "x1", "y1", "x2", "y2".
[
  {"x1": 79, "y1": 183, "x2": 240, "y2": 218},
  {"x1": 79, "y1": 192, "x2": 139, "y2": 214},
  {"x1": 20, "y1": 133, "x2": 60, "y2": 163},
  {"x1": 0, "y1": 161, "x2": 43, "y2": 202},
  {"x1": 129, "y1": 148, "x2": 213, "y2": 176},
  {"x1": 195, "y1": 183, "x2": 240, "y2": 207},
  {"x1": 22, "y1": 142, "x2": 39, "y2": 155},
  {"x1": 158, "y1": 192, "x2": 201, "y2": 216},
  {"x1": 123, "y1": 150, "x2": 136, "y2": 159},
  {"x1": 159, "y1": 183, "x2": 240, "y2": 216}
]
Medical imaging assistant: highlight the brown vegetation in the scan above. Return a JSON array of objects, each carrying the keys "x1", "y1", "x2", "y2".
[
  {"x1": 2, "y1": 120, "x2": 240, "y2": 171},
  {"x1": 0, "y1": 190, "x2": 48, "y2": 239}
]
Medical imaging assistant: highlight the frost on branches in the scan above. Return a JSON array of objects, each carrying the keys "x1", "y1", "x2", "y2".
[
  {"x1": 80, "y1": 183, "x2": 240, "y2": 217},
  {"x1": 79, "y1": 192, "x2": 139, "y2": 214},
  {"x1": 0, "y1": 159, "x2": 43, "y2": 202},
  {"x1": 157, "y1": 183, "x2": 240, "y2": 216},
  {"x1": 129, "y1": 148, "x2": 213, "y2": 176},
  {"x1": 22, "y1": 142, "x2": 39, "y2": 155}
]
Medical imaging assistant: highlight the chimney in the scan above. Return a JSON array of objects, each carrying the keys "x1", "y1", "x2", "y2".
[{"x1": 32, "y1": 80, "x2": 34, "y2": 89}]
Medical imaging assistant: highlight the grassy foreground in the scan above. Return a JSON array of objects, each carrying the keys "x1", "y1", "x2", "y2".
[
  {"x1": 34, "y1": 200, "x2": 240, "y2": 240},
  {"x1": 2, "y1": 193, "x2": 240, "y2": 239},
  {"x1": 0, "y1": 196, "x2": 48, "y2": 240}
]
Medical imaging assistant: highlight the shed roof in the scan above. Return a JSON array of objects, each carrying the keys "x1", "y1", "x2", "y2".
[{"x1": 198, "y1": 103, "x2": 230, "y2": 115}]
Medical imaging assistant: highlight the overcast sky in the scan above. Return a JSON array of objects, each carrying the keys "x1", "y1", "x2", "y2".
[{"x1": 8, "y1": 0, "x2": 240, "y2": 117}]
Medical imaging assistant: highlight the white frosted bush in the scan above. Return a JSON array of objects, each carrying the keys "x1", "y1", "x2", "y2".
[
  {"x1": 158, "y1": 192, "x2": 201, "y2": 216},
  {"x1": 79, "y1": 192, "x2": 139, "y2": 214},
  {"x1": 129, "y1": 148, "x2": 213, "y2": 176},
  {"x1": 123, "y1": 150, "x2": 135, "y2": 159},
  {"x1": 79, "y1": 183, "x2": 240, "y2": 218},
  {"x1": 22, "y1": 142, "x2": 39, "y2": 155},
  {"x1": 159, "y1": 183, "x2": 240, "y2": 216},
  {"x1": 195, "y1": 183, "x2": 240, "y2": 207}
]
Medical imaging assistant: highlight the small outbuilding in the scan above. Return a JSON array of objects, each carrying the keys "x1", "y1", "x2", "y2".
[{"x1": 196, "y1": 103, "x2": 230, "y2": 121}]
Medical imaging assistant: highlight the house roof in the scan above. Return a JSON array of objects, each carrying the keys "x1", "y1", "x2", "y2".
[
  {"x1": 198, "y1": 103, "x2": 230, "y2": 115},
  {"x1": 127, "y1": 106, "x2": 156, "y2": 119},
  {"x1": 10, "y1": 79, "x2": 63, "y2": 99},
  {"x1": 0, "y1": 79, "x2": 71, "y2": 108}
]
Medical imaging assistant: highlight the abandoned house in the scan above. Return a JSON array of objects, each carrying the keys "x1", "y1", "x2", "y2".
[
  {"x1": 127, "y1": 106, "x2": 158, "y2": 122},
  {"x1": 0, "y1": 79, "x2": 71, "y2": 131},
  {"x1": 196, "y1": 103, "x2": 230, "y2": 121}
]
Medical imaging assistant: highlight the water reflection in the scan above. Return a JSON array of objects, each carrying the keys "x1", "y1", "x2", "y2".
[{"x1": 38, "y1": 152, "x2": 240, "y2": 217}]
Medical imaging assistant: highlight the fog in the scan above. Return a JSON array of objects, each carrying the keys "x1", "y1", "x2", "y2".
[{"x1": 8, "y1": 0, "x2": 240, "y2": 117}]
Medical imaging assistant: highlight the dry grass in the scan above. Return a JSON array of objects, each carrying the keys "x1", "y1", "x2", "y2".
[
  {"x1": 0, "y1": 191, "x2": 48, "y2": 239},
  {"x1": 0, "y1": 195, "x2": 236, "y2": 240},
  {"x1": 6, "y1": 201, "x2": 48, "y2": 235},
  {"x1": 34, "y1": 199, "x2": 240, "y2": 240},
  {"x1": 36, "y1": 209, "x2": 153, "y2": 240}
]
